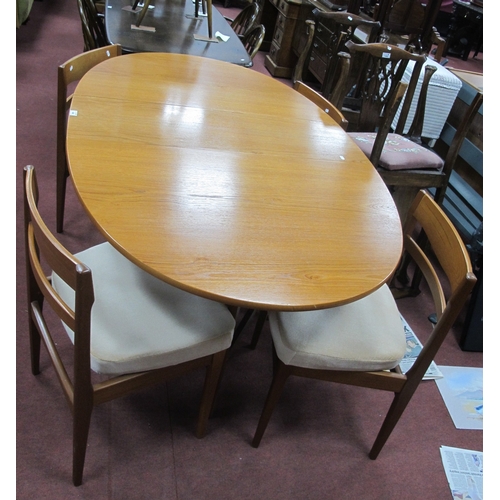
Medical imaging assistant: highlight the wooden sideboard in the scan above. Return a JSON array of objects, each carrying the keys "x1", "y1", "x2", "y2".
[{"x1": 262, "y1": 0, "x2": 303, "y2": 78}]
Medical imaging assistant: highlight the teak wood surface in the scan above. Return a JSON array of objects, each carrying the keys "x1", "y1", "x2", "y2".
[
  {"x1": 66, "y1": 52, "x2": 402, "y2": 311},
  {"x1": 105, "y1": 0, "x2": 252, "y2": 66}
]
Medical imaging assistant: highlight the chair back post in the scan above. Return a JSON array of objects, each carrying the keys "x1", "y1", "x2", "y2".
[
  {"x1": 399, "y1": 64, "x2": 437, "y2": 142},
  {"x1": 368, "y1": 81, "x2": 408, "y2": 167},
  {"x1": 327, "y1": 51, "x2": 351, "y2": 110},
  {"x1": 393, "y1": 56, "x2": 429, "y2": 137},
  {"x1": 292, "y1": 19, "x2": 315, "y2": 86}
]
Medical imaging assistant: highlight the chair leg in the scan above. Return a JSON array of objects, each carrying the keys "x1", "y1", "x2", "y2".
[
  {"x1": 72, "y1": 396, "x2": 93, "y2": 486},
  {"x1": 28, "y1": 314, "x2": 41, "y2": 375},
  {"x1": 196, "y1": 350, "x2": 227, "y2": 438},
  {"x1": 369, "y1": 386, "x2": 415, "y2": 460},
  {"x1": 252, "y1": 359, "x2": 291, "y2": 448},
  {"x1": 232, "y1": 308, "x2": 255, "y2": 344},
  {"x1": 249, "y1": 311, "x2": 267, "y2": 349},
  {"x1": 56, "y1": 168, "x2": 68, "y2": 233}
]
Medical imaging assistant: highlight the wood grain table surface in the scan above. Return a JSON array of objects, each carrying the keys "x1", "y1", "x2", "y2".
[{"x1": 66, "y1": 52, "x2": 402, "y2": 311}]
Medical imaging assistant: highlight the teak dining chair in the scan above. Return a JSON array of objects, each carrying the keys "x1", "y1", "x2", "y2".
[
  {"x1": 294, "y1": 81, "x2": 349, "y2": 130},
  {"x1": 252, "y1": 190, "x2": 476, "y2": 457},
  {"x1": 24, "y1": 165, "x2": 235, "y2": 486},
  {"x1": 56, "y1": 44, "x2": 122, "y2": 233}
]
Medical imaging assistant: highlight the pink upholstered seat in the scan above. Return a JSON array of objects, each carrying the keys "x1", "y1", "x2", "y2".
[{"x1": 349, "y1": 132, "x2": 444, "y2": 171}]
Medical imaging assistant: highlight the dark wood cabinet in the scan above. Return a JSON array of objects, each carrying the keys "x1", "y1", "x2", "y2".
[{"x1": 262, "y1": 0, "x2": 303, "y2": 78}]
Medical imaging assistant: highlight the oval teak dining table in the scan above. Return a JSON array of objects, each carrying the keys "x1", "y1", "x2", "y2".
[{"x1": 66, "y1": 52, "x2": 403, "y2": 311}]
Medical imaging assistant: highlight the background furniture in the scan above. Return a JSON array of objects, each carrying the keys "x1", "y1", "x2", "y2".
[
  {"x1": 16, "y1": 0, "x2": 34, "y2": 27},
  {"x1": 261, "y1": 0, "x2": 303, "y2": 77},
  {"x1": 66, "y1": 52, "x2": 403, "y2": 312},
  {"x1": 241, "y1": 23, "x2": 266, "y2": 58},
  {"x1": 336, "y1": 40, "x2": 427, "y2": 133},
  {"x1": 391, "y1": 58, "x2": 462, "y2": 140},
  {"x1": 224, "y1": 1, "x2": 261, "y2": 37},
  {"x1": 105, "y1": 0, "x2": 252, "y2": 66},
  {"x1": 24, "y1": 165, "x2": 236, "y2": 485},
  {"x1": 252, "y1": 190, "x2": 476, "y2": 456},
  {"x1": 430, "y1": 69, "x2": 483, "y2": 352},
  {"x1": 292, "y1": 8, "x2": 381, "y2": 97},
  {"x1": 443, "y1": 0, "x2": 483, "y2": 61},
  {"x1": 77, "y1": 0, "x2": 108, "y2": 50}
]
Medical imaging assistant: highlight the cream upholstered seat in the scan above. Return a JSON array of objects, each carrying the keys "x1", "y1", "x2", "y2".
[
  {"x1": 252, "y1": 191, "x2": 477, "y2": 457},
  {"x1": 53, "y1": 242, "x2": 235, "y2": 376},
  {"x1": 24, "y1": 165, "x2": 235, "y2": 486},
  {"x1": 269, "y1": 284, "x2": 405, "y2": 371}
]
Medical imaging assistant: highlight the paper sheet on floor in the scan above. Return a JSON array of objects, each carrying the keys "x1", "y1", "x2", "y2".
[
  {"x1": 435, "y1": 366, "x2": 483, "y2": 429},
  {"x1": 440, "y1": 446, "x2": 483, "y2": 500},
  {"x1": 399, "y1": 315, "x2": 443, "y2": 379}
]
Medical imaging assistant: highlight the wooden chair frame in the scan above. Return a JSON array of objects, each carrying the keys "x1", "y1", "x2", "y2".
[
  {"x1": 76, "y1": 0, "x2": 108, "y2": 51},
  {"x1": 25, "y1": 165, "x2": 230, "y2": 485},
  {"x1": 252, "y1": 190, "x2": 477, "y2": 456},
  {"x1": 241, "y1": 24, "x2": 265, "y2": 60},
  {"x1": 56, "y1": 44, "x2": 122, "y2": 233}
]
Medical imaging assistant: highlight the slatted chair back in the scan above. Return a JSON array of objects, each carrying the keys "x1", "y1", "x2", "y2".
[{"x1": 241, "y1": 24, "x2": 265, "y2": 60}]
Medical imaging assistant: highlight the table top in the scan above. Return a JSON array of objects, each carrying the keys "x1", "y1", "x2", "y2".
[
  {"x1": 105, "y1": 0, "x2": 252, "y2": 66},
  {"x1": 66, "y1": 52, "x2": 402, "y2": 311}
]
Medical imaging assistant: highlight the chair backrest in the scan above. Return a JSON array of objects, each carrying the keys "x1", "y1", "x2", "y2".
[
  {"x1": 294, "y1": 81, "x2": 349, "y2": 131},
  {"x1": 293, "y1": 10, "x2": 381, "y2": 99},
  {"x1": 242, "y1": 24, "x2": 265, "y2": 60},
  {"x1": 76, "y1": 0, "x2": 108, "y2": 51},
  {"x1": 400, "y1": 190, "x2": 476, "y2": 381},
  {"x1": 56, "y1": 45, "x2": 122, "y2": 232},
  {"x1": 231, "y1": 2, "x2": 260, "y2": 37},
  {"x1": 338, "y1": 40, "x2": 427, "y2": 132},
  {"x1": 24, "y1": 165, "x2": 95, "y2": 392}
]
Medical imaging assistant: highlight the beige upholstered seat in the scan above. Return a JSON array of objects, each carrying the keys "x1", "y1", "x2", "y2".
[
  {"x1": 53, "y1": 242, "x2": 235, "y2": 376},
  {"x1": 269, "y1": 284, "x2": 405, "y2": 372},
  {"x1": 252, "y1": 191, "x2": 476, "y2": 458}
]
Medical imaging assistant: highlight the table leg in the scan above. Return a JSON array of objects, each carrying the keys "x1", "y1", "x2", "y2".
[
  {"x1": 135, "y1": 0, "x2": 151, "y2": 27},
  {"x1": 206, "y1": 0, "x2": 213, "y2": 39}
]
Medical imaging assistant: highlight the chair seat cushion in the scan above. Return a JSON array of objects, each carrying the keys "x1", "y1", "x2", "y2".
[
  {"x1": 269, "y1": 284, "x2": 406, "y2": 371},
  {"x1": 52, "y1": 243, "x2": 235, "y2": 375},
  {"x1": 349, "y1": 133, "x2": 444, "y2": 171}
]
